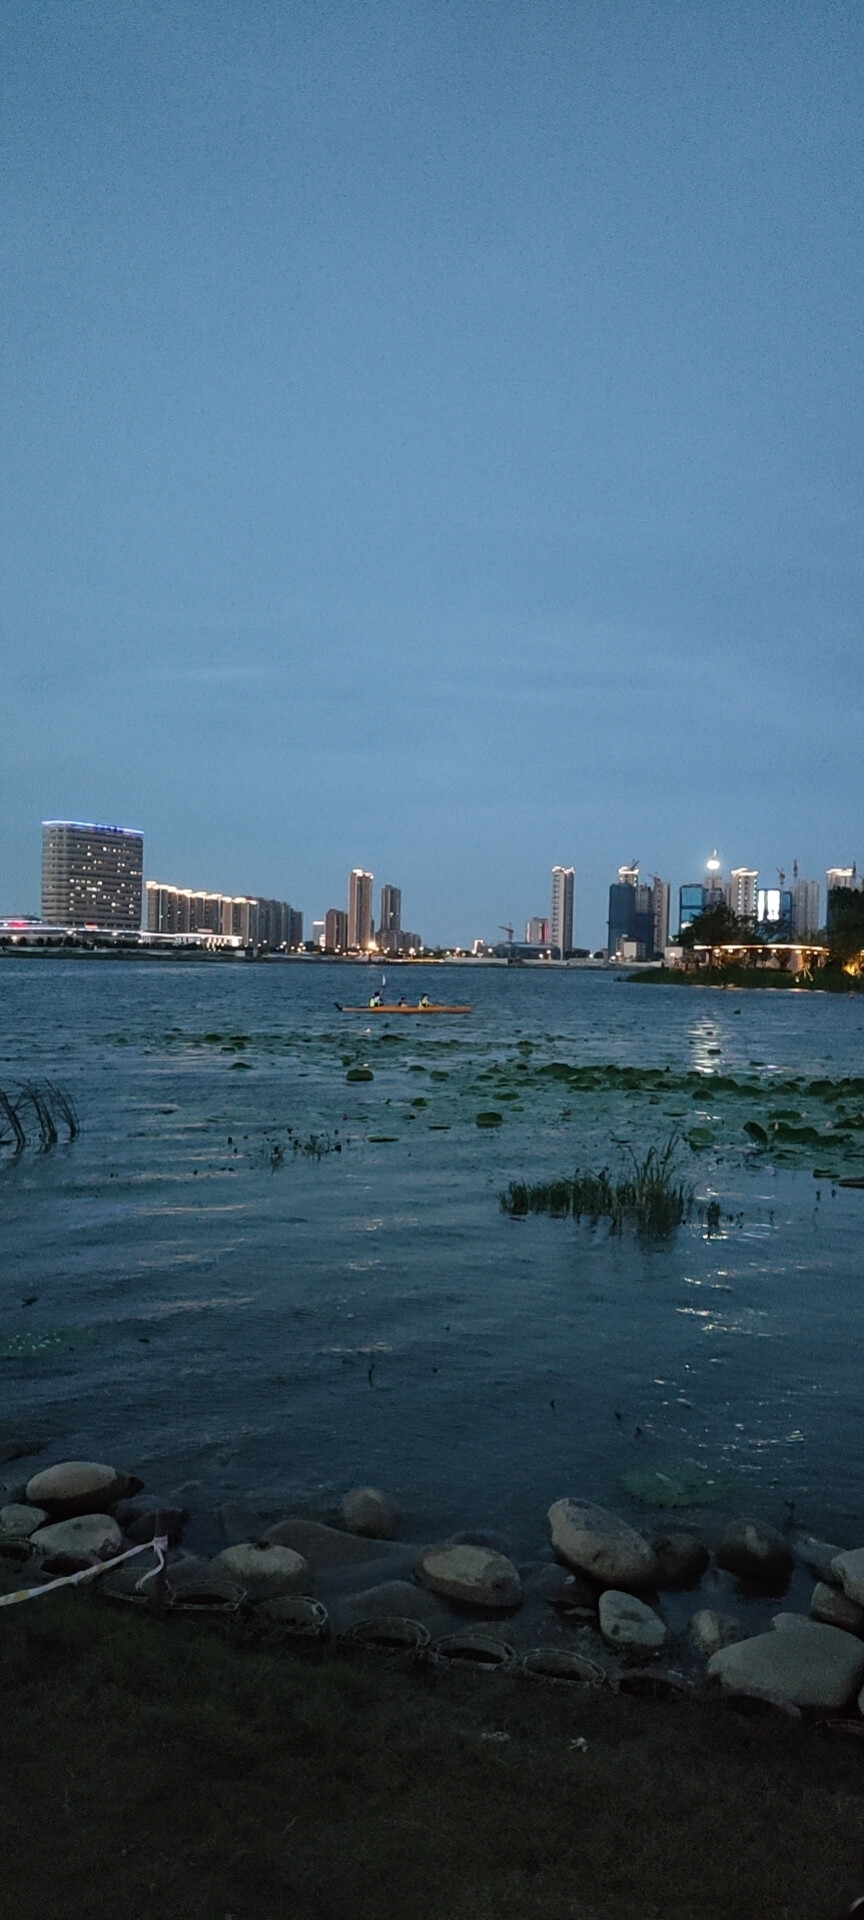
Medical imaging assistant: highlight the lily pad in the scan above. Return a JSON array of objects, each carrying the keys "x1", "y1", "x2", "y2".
[
  {"x1": 743, "y1": 1120, "x2": 768, "y2": 1146},
  {"x1": 686, "y1": 1127, "x2": 713, "y2": 1149},
  {"x1": 346, "y1": 1067, "x2": 374, "y2": 1083},
  {"x1": 0, "y1": 1328, "x2": 97, "y2": 1361},
  {"x1": 475, "y1": 1111, "x2": 503, "y2": 1128},
  {"x1": 620, "y1": 1465, "x2": 734, "y2": 1509}
]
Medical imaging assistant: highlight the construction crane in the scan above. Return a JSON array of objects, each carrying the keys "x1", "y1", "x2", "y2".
[{"x1": 499, "y1": 924, "x2": 514, "y2": 943}]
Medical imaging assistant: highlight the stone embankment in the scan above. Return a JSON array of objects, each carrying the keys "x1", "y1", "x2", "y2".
[{"x1": 5, "y1": 1462, "x2": 864, "y2": 1713}]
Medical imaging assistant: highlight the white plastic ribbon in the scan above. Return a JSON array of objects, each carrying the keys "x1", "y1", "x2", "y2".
[{"x1": 0, "y1": 1533, "x2": 169, "y2": 1609}]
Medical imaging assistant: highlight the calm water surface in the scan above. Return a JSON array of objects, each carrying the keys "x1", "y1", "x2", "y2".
[{"x1": 2, "y1": 958, "x2": 863, "y2": 1550}]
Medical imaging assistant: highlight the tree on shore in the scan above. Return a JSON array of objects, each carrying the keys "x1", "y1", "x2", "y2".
[{"x1": 678, "y1": 903, "x2": 757, "y2": 951}]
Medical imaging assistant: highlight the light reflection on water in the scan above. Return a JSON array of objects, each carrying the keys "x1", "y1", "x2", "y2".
[{"x1": 1, "y1": 958, "x2": 864, "y2": 1546}]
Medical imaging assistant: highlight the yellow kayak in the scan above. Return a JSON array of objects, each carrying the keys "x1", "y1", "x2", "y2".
[{"x1": 336, "y1": 1002, "x2": 472, "y2": 1014}]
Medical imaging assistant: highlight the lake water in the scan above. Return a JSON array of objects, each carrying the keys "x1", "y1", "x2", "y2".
[{"x1": 2, "y1": 958, "x2": 863, "y2": 1552}]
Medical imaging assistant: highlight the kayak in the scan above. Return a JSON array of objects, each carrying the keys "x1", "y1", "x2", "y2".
[{"x1": 336, "y1": 1003, "x2": 472, "y2": 1015}]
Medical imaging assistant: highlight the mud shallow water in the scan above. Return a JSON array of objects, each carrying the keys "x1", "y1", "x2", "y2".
[{"x1": 2, "y1": 958, "x2": 864, "y2": 1552}]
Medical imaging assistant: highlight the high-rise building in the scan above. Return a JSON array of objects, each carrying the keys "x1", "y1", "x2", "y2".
[
  {"x1": 607, "y1": 863, "x2": 655, "y2": 958},
  {"x1": 826, "y1": 866, "x2": 860, "y2": 892},
  {"x1": 324, "y1": 908, "x2": 348, "y2": 951},
  {"x1": 678, "y1": 884, "x2": 706, "y2": 933},
  {"x1": 525, "y1": 916, "x2": 550, "y2": 944},
  {"x1": 379, "y1": 886, "x2": 401, "y2": 937},
  {"x1": 757, "y1": 887, "x2": 793, "y2": 936},
  {"x1": 146, "y1": 882, "x2": 297, "y2": 947},
  {"x1": 550, "y1": 866, "x2": 574, "y2": 958},
  {"x1": 42, "y1": 822, "x2": 144, "y2": 928},
  {"x1": 651, "y1": 876, "x2": 670, "y2": 956},
  {"x1": 727, "y1": 868, "x2": 758, "y2": 921},
  {"x1": 791, "y1": 878, "x2": 820, "y2": 938},
  {"x1": 348, "y1": 869, "x2": 374, "y2": 950}
]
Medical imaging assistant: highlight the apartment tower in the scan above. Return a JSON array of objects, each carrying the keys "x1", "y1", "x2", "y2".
[
  {"x1": 42, "y1": 822, "x2": 144, "y2": 928},
  {"x1": 348, "y1": 869, "x2": 374, "y2": 950},
  {"x1": 550, "y1": 866, "x2": 574, "y2": 959}
]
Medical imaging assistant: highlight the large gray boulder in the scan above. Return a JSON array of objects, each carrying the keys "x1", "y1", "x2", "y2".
[
  {"x1": 831, "y1": 1548, "x2": 864, "y2": 1606},
  {"x1": 708, "y1": 1615, "x2": 864, "y2": 1709},
  {"x1": 340, "y1": 1487, "x2": 400, "y2": 1540},
  {"x1": 328, "y1": 1578, "x2": 455, "y2": 1636},
  {"x1": 689, "y1": 1609, "x2": 747, "y2": 1657},
  {"x1": 547, "y1": 1499, "x2": 658, "y2": 1591},
  {"x1": 25, "y1": 1461, "x2": 137, "y2": 1518},
  {"x1": 414, "y1": 1542, "x2": 522, "y2": 1610},
  {"x1": 810, "y1": 1582, "x2": 864, "y2": 1636},
  {"x1": 0, "y1": 1504, "x2": 48, "y2": 1540},
  {"x1": 598, "y1": 1590, "x2": 666, "y2": 1654},
  {"x1": 794, "y1": 1534, "x2": 844, "y2": 1582},
  {"x1": 266, "y1": 1517, "x2": 395, "y2": 1571},
  {"x1": 212, "y1": 1543, "x2": 313, "y2": 1598},
  {"x1": 715, "y1": 1519, "x2": 793, "y2": 1590},
  {"x1": 651, "y1": 1532, "x2": 710, "y2": 1588},
  {"x1": 31, "y1": 1513, "x2": 123, "y2": 1561}
]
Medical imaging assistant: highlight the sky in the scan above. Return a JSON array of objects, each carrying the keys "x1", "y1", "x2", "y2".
[{"x1": 1, "y1": 1, "x2": 862, "y2": 946}]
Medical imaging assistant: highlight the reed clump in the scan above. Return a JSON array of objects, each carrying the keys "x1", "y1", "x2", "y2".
[
  {"x1": 0, "y1": 1082, "x2": 79, "y2": 1153},
  {"x1": 501, "y1": 1137, "x2": 691, "y2": 1238}
]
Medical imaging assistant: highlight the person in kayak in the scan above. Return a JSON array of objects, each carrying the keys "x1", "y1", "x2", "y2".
[
  {"x1": 369, "y1": 991, "x2": 382, "y2": 1007},
  {"x1": 419, "y1": 994, "x2": 430, "y2": 1008}
]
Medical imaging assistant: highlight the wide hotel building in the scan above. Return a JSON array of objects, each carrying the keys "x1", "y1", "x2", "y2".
[{"x1": 41, "y1": 822, "x2": 144, "y2": 929}]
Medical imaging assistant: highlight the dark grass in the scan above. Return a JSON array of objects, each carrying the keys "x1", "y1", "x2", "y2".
[
  {"x1": 1, "y1": 1578, "x2": 862, "y2": 1919},
  {"x1": 502, "y1": 1138, "x2": 692, "y2": 1237}
]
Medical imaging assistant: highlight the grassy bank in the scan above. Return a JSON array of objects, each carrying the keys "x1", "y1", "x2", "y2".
[{"x1": 1, "y1": 1578, "x2": 862, "y2": 1919}]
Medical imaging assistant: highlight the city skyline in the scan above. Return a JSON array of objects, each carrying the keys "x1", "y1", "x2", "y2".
[
  {"x1": 18, "y1": 820, "x2": 856, "y2": 950},
  {"x1": 1, "y1": 7, "x2": 861, "y2": 947}
]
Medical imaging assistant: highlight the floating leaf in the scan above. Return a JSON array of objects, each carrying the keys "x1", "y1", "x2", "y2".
[{"x1": 620, "y1": 1466, "x2": 734, "y2": 1508}]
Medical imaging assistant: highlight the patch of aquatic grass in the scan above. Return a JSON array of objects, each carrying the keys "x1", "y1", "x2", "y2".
[{"x1": 501, "y1": 1137, "x2": 691, "y2": 1238}]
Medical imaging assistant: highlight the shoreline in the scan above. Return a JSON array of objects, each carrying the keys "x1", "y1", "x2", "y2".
[{"x1": 629, "y1": 963, "x2": 864, "y2": 994}]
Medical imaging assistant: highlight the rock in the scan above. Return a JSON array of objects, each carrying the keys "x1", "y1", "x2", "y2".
[
  {"x1": 212, "y1": 1543, "x2": 313, "y2": 1599},
  {"x1": 831, "y1": 1548, "x2": 864, "y2": 1606},
  {"x1": 794, "y1": 1533, "x2": 844, "y2": 1582},
  {"x1": 0, "y1": 1429, "x2": 47, "y2": 1467},
  {"x1": 214, "y1": 1501, "x2": 288, "y2": 1544},
  {"x1": 328, "y1": 1579, "x2": 456, "y2": 1636},
  {"x1": 340, "y1": 1487, "x2": 400, "y2": 1540},
  {"x1": 811, "y1": 1581, "x2": 864, "y2": 1635},
  {"x1": 120, "y1": 1505, "x2": 190, "y2": 1548},
  {"x1": 31, "y1": 1513, "x2": 123, "y2": 1561},
  {"x1": 652, "y1": 1532, "x2": 710, "y2": 1588},
  {"x1": 547, "y1": 1499, "x2": 658, "y2": 1592},
  {"x1": 598, "y1": 1590, "x2": 667, "y2": 1654},
  {"x1": 715, "y1": 1519, "x2": 794, "y2": 1590},
  {"x1": 521, "y1": 1563, "x2": 597, "y2": 1612},
  {"x1": 446, "y1": 1529, "x2": 514, "y2": 1557},
  {"x1": 708, "y1": 1616, "x2": 864, "y2": 1709},
  {"x1": 265, "y1": 1517, "x2": 395, "y2": 1571},
  {"x1": 414, "y1": 1542, "x2": 522, "y2": 1610},
  {"x1": 0, "y1": 1504, "x2": 49, "y2": 1540},
  {"x1": 25, "y1": 1461, "x2": 139, "y2": 1518},
  {"x1": 689, "y1": 1608, "x2": 747, "y2": 1657}
]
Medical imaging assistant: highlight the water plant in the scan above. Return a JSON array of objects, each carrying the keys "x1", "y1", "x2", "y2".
[
  {"x1": 0, "y1": 1083, "x2": 79, "y2": 1153},
  {"x1": 500, "y1": 1136, "x2": 691, "y2": 1238}
]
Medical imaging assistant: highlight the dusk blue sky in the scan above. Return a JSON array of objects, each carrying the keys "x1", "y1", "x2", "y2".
[{"x1": 2, "y1": 2, "x2": 862, "y2": 945}]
